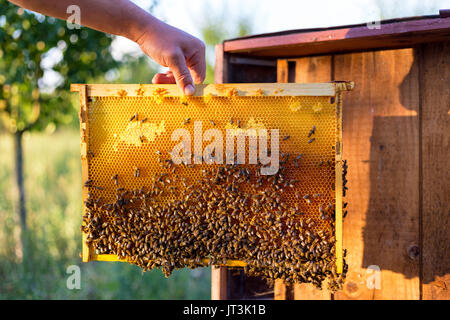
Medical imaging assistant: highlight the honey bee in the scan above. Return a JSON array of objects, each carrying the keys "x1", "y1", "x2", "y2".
[
  {"x1": 303, "y1": 194, "x2": 311, "y2": 204},
  {"x1": 308, "y1": 125, "x2": 316, "y2": 138},
  {"x1": 82, "y1": 158, "x2": 347, "y2": 289},
  {"x1": 84, "y1": 179, "x2": 93, "y2": 187}
]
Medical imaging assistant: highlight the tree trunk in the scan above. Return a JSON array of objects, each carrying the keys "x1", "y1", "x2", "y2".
[{"x1": 13, "y1": 130, "x2": 27, "y2": 256}]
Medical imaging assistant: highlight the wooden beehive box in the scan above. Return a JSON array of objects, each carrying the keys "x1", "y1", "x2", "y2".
[{"x1": 214, "y1": 12, "x2": 450, "y2": 300}]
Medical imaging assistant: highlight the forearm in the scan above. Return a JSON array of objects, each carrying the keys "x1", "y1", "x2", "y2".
[
  {"x1": 8, "y1": 0, "x2": 155, "y2": 42},
  {"x1": 9, "y1": 0, "x2": 206, "y2": 93}
]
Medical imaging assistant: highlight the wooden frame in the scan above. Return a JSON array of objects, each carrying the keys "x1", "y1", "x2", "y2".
[
  {"x1": 72, "y1": 83, "x2": 353, "y2": 301},
  {"x1": 71, "y1": 83, "x2": 338, "y2": 97},
  {"x1": 78, "y1": 84, "x2": 90, "y2": 263}
]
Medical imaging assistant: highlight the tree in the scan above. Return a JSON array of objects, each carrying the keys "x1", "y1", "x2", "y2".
[
  {"x1": 0, "y1": 1, "x2": 120, "y2": 258},
  {"x1": 198, "y1": 4, "x2": 254, "y2": 83},
  {"x1": 373, "y1": 0, "x2": 443, "y2": 20}
]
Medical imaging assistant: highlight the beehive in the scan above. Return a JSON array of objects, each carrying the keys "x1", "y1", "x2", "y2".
[{"x1": 71, "y1": 83, "x2": 353, "y2": 286}]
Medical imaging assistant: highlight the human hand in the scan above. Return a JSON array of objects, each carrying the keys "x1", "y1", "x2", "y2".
[
  {"x1": 135, "y1": 19, "x2": 206, "y2": 96},
  {"x1": 7, "y1": 1, "x2": 206, "y2": 94}
]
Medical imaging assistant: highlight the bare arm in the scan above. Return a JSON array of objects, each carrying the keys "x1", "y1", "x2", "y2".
[{"x1": 8, "y1": 0, "x2": 206, "y2": 95}]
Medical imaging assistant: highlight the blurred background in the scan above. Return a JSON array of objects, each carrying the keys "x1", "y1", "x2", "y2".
[{"x1": 0, "y1": 0, "x2": 448, "y2": 299}]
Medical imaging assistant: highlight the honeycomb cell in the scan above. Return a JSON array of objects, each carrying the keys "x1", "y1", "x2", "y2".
[{"x1": 75, "y1": 84, "x2": 347, "y2": 290}]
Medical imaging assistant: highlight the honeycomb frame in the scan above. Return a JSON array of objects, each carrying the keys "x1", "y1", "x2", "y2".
[{"x1": 71, "y1": 82, "x2": 353, "y2": 274}]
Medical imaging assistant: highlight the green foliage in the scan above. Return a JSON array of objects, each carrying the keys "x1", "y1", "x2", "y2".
[
  {"x1": 0, "y1": 1, "x2": 118, "y2": 133},
  {"x1": 0, "y1": 0, "x2": 212, "y2": 299},
  {"x1": 373, "y1": 0, "x2": 443, "y2": 19},
  {"x1": 102, "y1": 55, "x2": 159, "y2": 85},
  {"x1": 0, "y1": 131, "x2": 210, "y2": 299},
  {"x1": 199, "y1": 6, "x2": 254, "y2": 83}
]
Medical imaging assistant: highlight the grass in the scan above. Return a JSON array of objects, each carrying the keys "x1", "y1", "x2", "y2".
[{"x1": 0, "y1": 130, "x2": 211, "y2": 299}]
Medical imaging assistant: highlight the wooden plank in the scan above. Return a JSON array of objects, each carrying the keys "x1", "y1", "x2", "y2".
[
  {"x1": 277, "y1": 60, "x2": 289, "y2": 83},
  {"x1": 71, "y1": 83, "x2": 336, "y2": 98},
  {"x1": 274, "y1": 280, "x2": 287, "y2": 300},
  {"x1": 294, "y1": 56, "x2": 333, "y2": 83},
  {"x1": 211, "y1": 50, "x2": 229, "y2": 300},
  {"x1": 92, "y1": 253, "x2": 247, "y2": 267},
  {"x1": 335, "y1": 104, "x2": 344, "y2": 276},
  {"x1": 223, "y1": 17, "x2": 450, "y2": 58},
  {"x1": 78, "y1": 84, "x2": 91, "y2": 263},
  {"x1": 291, "y1": 56, "x2": 334, "y2": 300},
  {"x1": 214, "y1": 44, "x2": 228, "y2": 85},
  {"x1": 420, "y1": 41, "x2": 450, "y2": 300},
  {"x1": 333, "y1": 48, "x2": 421, "y2": 300},
  {"x1": 440, "y1": 9, "x2": 450, "y2": 18},
  {"x1": 273, "y1": 59, "x2": 289, "y2": 300},
  {"x1": 275, "y1": 56, "x2": 335, "y2": 300},
  {"x1": 211, "y1": 266, "x2": 228, "y2": 300}
]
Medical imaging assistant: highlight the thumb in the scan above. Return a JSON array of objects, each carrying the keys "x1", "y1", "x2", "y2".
[{"x1": 167, "y1": 50, "x2": 195, "y2": 95}]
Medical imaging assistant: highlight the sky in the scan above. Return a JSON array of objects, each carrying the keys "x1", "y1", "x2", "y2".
[
  {"x1": 148, "y1": 0, "x2": 448, "y2": 36},
  {"x1": 40, "y1": 0, "x2": 449, "y2": 88},
  {"x1": 110, "y1": 0, "x2": 450, "y2": 61}
]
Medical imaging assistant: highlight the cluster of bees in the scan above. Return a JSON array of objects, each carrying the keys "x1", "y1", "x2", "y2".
[{"x1": 81, "y1": 130, "x2": 348, "y2": 292}]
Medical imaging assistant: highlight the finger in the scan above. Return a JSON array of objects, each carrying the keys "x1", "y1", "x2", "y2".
[
  {"x1": 152, "y1": 72, "x2": 176, "y2": 84},
  {"x1": 167, "y1": 50, "x2": 195, "y2": 95},
  {"x1": 187, "y1": 47, "x2": 206, "y2": 84}
]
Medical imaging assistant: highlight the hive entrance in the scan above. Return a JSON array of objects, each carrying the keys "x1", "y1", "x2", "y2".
[{"x1": 72, "y1": 83, "x2": 350, "y2": 291}]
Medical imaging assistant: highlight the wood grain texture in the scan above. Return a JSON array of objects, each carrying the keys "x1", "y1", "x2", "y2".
[
  {"x1": 211, "y1": 266, "x2": 228, "y2": 300},
  {"x1": 215, "y1": 44, "x2": 228, "y2": 84},
  {"x1": 275, "y1": 56, "x2": 334, "y2": 300},
  {"x1": 273, "y1": 59, "x2": 288, "y2": 300},
  {"x1": 223, "y1": 17, "x2": 450, "y2": 58},
  {"x1": 294, "y1": 56, "x2": 332, "y2": 83},
  {"x1": 420, "y1": 41, "x2": 450, "y2": 300},
  {"x1": 333, "y1": 48, "x2": 421, "y2": 300},
  {"x1": 293, "y1": 56, "x2": 334, "y2": 300},
  {"x1": 211, "y1": 51, "x2": 228, "y2": 300},
  {"x1": 70, "y1": 83, "x2": 336, "y2": 97},
  {"x1": 277, "y1": 60, "x2": 288, "y2": 83},
  {"x1": 274, "y1": 280, "x2": 287, "y2": 300},
  {"x1": 79, "y1": 85, "x2": 91, "y2": 263}
]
